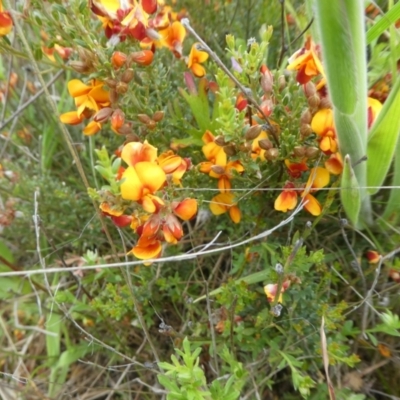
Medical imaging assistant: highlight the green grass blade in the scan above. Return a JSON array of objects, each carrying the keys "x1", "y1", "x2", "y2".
[
  {"x1": 366, "y1": 2, "x2": 400, "y2": 44},
  {"x1": 367, "y1": 77, "x2": 400, "y2": 194}
]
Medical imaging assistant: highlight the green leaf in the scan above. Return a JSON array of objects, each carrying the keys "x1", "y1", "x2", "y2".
[
  {"x1": 48, "y1": 344, "x2": 88, "y2": 397},
  {"x1": 341, "y1": 155, "x2": 361, "y2": 226},
  {"x1": 367, "y1": 77, "x2": 400, "y2": 194},
  {"x1": 158, "y1": 374, "x2": 181, "y2": 392},
  {"x1": 366, "y1": 2, "x2": 400, "y2": 44},
  {"x1": 178, "y1": 83, "x2": 211, "y2": 133},
  {"x1": 314, "y1": 0, "x2": 358, "y2": 115},
  {"x1": 46, "y1": 313, "x2": 61, "y2": 363}
]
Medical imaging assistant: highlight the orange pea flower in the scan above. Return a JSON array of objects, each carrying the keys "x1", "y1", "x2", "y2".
[
  {"x1": 187, "y1": 43, "x2": 209, "y2": 77},
  {"x1": 120, "y1": 162, "x2": 166, "y2": 204},
  {"x1": 301, "y1": 167, "x2": 330, "y2": 216},
  {"x1": 158, "y1": 151, "x2": 189, "y2": 184},
  {"x1": 264, "y1": 280, "x2": 290, "y2": 303},
  {"x1": 209, "y1": 192, "x2": 241, "y2": 223},
  {"x1": 275, "y1": 168, "x2": 330, "y2": 216},
  {"x1": 200, "y1": 160, "x2": 244, "y2": 192},
  {"x1": 251, "y1": 130, "x2": 269, "y2": 161},
  {"x1": 159, "y1": 20, "x2": 186, "y2": 58},
  {"x1": 287, "y1": 37, "x2": 325, "y2": 87},
  {"x1": 311, "y1": 108, "x2": 338, "y2": 154},
  {"x1": 304, "y1": 166, "x2": 330, "y2": 192},
  {"x1": 100, "y1": 202, "x2": 124, "y2": 217},
  {"x1": 59, "y1": 79, "x2": 110, "y2": 135},
  {"x1": 325, "y1": 153, "x2": 343, "y2": 175},
  {"x1": 201, "y1": 130, "x2": 227, "y2": 166},
  {"x1": 121, "y1": 140, "x2": 158, "y2": 166},
  {"x1": 130, "y1": 235, "x2": 162, "y2": 260},
  {"x1": 274, "y1": 182, "x2": 298, "y2": 212},
  {"x1": 172, "y1": 198, "x2": 198, "y2": 221},
  {"x1": 285, "y1": 159, "x2": 308, "y2": 178},
  {"x1": 0, "y1": 1, "x2": 13, "y2": 36},
  {"x1": 162, "y1": 214, "x2": 184, "y2": 244}
]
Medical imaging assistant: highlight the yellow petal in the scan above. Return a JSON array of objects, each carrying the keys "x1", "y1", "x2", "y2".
[
  {"x1": 191, "y1": 63, "x2": 206, "y2": 78},
  {"x1": 306, "y1": 167, "x2": 330, "y2": 190},
  {"x1": 209, "y1": 193, "x2": 234, "y2": 215},
  {"x1": 83, "y1": 121, "x2": 102, "y2": 135},
  {"x1": 59, "y1": 111, "x2": 83, "y2": 125},
  {"x1": 274, "y1": 189, "x2": 298, "y2": 212},
  {"x1": 68, "y1": 79, "x2": 90, "y2": 97},
  {"x1": 173, "y1": 198, "x2": 198, "y2": 220},
  {"x1": 311, "y1": 109, "x2": 334, "y2": 136},
  {"x1": 130, "y1": 240, "x2": 162, "y2": 260},
  {"x1": 122, "y1": 141, "x2": 158, "y2": 166},
  {"x1": 135, "y1": 162, "x2": 166, "y2": 195},
  {"x1": 120, "y1": 166, "x2": 144, "y2": 201},
  {"x1": 89, "y1": 85, "x2": 110, "y2": 104},
  {"x1": 302, "y1": 193, "x2": 322, "y2": 216},
  {"x1": 229, "y1": 206, "x2": 241, "y2": 223}
]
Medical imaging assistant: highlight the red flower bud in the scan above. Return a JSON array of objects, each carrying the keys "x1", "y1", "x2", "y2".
[
  {"x1": 128, "y1": 50, "x2": 154, "y2": 66},
  {"x1": 111, "y1": 109, "x2": 125, "y2": 130},
  {"x1": 111, "y1": 51, "x2": 127, "y2": 69}
]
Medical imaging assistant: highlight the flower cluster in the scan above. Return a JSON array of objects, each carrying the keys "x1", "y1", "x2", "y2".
[
  {"x1": 274, "y1": 37, "x2": 383, "y2": 216},
  {"x1": 199, "y1": 130, "x2": 243, "y2": 223},
  {"x1": 90, "y1": 0, "x2": 209, "y2": 74},
  {"x1": 100, "y1": 141, "x2": 197, "y2": 261}
]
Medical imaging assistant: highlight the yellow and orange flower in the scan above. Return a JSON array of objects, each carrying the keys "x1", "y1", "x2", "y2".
[
  {"x1": 251, "y1": 130, "x2": 270, "y2": 161},
  {"x1": 187, "y1": 43, "x2": 209, "y2": 77},
  {"x1": 325, "y1": 153, "x2": 343, "y2": 175},
  {"x1": 0, "y1": 0, "x2": 13, "y2": 37},
  {"x1": 172, "y1": 198, "x2": 198, "y2": 221},
  {"x1": 130, "y1": 235, "x2": 163, "y2": 260},
  {"x1": 274, "y1": 182, "x2": 298, "y2": 212},
  {"x1": 209, "y1": 192, "x2": 241, "y2": 223},
  {"x1": 120, "y1": 162, "x2": 166, "y2": 205},
  {"x1": 129, "y1": 197, "x2": 197, "y2": 260},
  {"x1": 201, "y1": 130, "x2": 227, "y2": 166},
  {"x1": 122, "y1": 140, "x2": 158, "y2": 166},
  {"x1": 59, "y1": 79, "x2": 110, "y2": 135},
  {"x1": 285, "y1": 159, "x2": 308, "y2": 179},
  {"x1": 158, "y1": 150, "x2": 189, "y2": 184},
  {"x1": 274, "y1": 167, "x2": 330, "y2": 216},
  {"x1": 301, "y1": 167, "x2": 330, "y2": 216},
  {"x1": 201, "y1": 161, "x2": 244, "y2": 192},
  {"x1": 158, "y1": 20, "x2": 186, "y2": 58},
  {"x1": 311, "y1": 108, "x2": 338, "y2": 154},
  {"x1": 287, "y1": 37, "x2": 325, "y2": 88}
]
